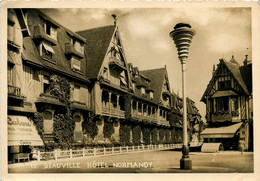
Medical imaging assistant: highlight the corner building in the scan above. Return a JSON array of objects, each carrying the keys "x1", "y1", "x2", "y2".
[{"x1": 200, "y1": 56, "x2": 253, "y2": 151}]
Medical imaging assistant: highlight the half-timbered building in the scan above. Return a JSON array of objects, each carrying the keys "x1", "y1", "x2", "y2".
[
  {"x1": 200, "y1": 56, "x2": 253, "y2": 151},
  {"x1": 7, "y1": 9, "x2": 205, "y2": 161},
  {"x1": 7, "y1": 9, "x2": 92, "y2": 162},
  {"x1": 77, "y1": 25, "x2": 130, "y2": 143}
]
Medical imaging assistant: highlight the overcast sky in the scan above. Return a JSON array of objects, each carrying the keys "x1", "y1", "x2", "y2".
[{"x1": 40, "y1": 8, "x2": 252, "y2": 121}]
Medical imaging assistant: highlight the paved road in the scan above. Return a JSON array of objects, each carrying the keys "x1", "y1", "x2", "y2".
[{"x1": 8, "y1": 150, "x2": 254, "y2": 173}]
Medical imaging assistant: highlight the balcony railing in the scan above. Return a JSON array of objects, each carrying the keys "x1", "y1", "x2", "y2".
[
  {"x1": 8, "y1": 85, "x2": 21, "y2": 97},
  {"x1": 132, "y1": 111, "x2": 157, "y2": 123},
  {"x1": 102, "y1": 106, "x2": 125, "y2": 118},
  {"x1": 159, "y1": 120, "x2": 170, "y2": 126},
  {"x1": 211, "y1": 111, "x2": 240, "y2": 122},
  {"x1": 109, "y1": 57, "x2": 126, "y2": 71}
]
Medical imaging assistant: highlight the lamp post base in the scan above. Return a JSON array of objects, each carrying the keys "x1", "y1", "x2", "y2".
[
  {"x1": 180, "y1": 145, "x2": 192, "y2": 170},
  {"x1": 180, "y1": 157, "x2": 192, "y2": 170}
]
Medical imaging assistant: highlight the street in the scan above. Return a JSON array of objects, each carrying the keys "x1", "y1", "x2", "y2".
[{"x1": 8, "y1": 150, "x2": 254, "y2": 173}]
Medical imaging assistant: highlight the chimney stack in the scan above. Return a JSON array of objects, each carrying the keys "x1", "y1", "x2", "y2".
[{"x1": 243, "y1": 55, "x2": 249, "y2": 66}]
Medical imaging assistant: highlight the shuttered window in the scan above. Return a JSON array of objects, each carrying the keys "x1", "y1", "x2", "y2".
[
  {"x1": 71, "y1": 56, "x2": 81, "y2": 71},
  {"x1": 73, "y1": 85, "x2": 80, "y2": 101}
]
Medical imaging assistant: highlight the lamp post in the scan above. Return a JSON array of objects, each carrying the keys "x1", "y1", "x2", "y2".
[{"x1": 169, "y1": 23, "x2": 196, "y2": 170}]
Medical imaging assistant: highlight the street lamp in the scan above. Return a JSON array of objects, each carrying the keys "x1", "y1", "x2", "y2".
[{"x1": 169, "y1": 23, "x2": 196, "y2": 170}]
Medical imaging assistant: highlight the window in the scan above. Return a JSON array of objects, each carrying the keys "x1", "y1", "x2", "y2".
[
  {"x1": 231, "y1": 97, "x2": 238, "y2": 112},
  {"x1": 160, "y1": 109, "x2": 163, "y2": 117},
  {"x1": 141, "y1": 87, "x2": 145, "y2": 95},
  {"x1": 43, "y1": 111, "x2": 53, "y2": 134},
  {"x1": 132, "y1": 83, "x2": 135, "y2": 92},
  {"x1": 74, "y1": 115, "x2": 82, "y2": 131},
  {"x1": 41, "y1": 42, "x2": 55, "y2": 60},
  {"x1": 73, "y1": 85, "x2": 80, "y2": 102},
  {"x1": 216, "y1": 97, "x2": 229, "y2": 112},
  {"x1": 8, "y1": 65, "x2": 13, "y2": 85},
  {"x1": 132, "y1": 101, "x2": 137, "y2": 111},
  {"x1": 143, "y1": 105, "x2": 147, "y2": 115},
  {"x1": 110, "y1": 70, "x2": 120, "y2": 85},
  {"x1": 73, "y1": 40, "x2": 84, "y2": 55},
  {"x1": 8, "y1": 20, "x2": 15, "y2": 42},
  {"x1": 218, "y1": 76, "x2": 231, "y2": 90},
  {"x1": 150, "y1": 92, "x2": 154, "y2": 99},
  {"x1": 43, "y1": 75, "x2": 50, "y2": 93},
  {"x1": 218, "y1": 81, "x2": 231, "y2": 90},
  {"x1": 71, "y1": 56, "x2": 81, "y2": 71},
  {"x1": 44, "y1": 21, "x2": 57, "y2": 40},
  {"x1": 120, "y1": 71, "x2": 127, "y2": 86}
]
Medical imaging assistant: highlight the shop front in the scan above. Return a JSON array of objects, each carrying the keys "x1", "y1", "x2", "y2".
[
  {"x1": 201, "y1": 122, "x2": 242, "y2": 150},
  {"x1": 8, "y1": 115, "x2": 44, "y2": 163}
]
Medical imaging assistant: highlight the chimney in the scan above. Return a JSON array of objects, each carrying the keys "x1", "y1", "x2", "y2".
[
  {"x1": 111, "y1": 14, "x2": 117, "y2": 25},
  {"x1": 243, "y1": 55, "x2": 248, "y2": 66},
  {"x1": 212, "y1": 64, "x2": 215, "y2": 76}
]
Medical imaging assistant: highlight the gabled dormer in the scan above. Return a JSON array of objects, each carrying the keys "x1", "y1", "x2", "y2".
[
  {"x1": 77, "y1": 25, "x2": 130, "y2": 90},
  {"x1": 32, "y1": 15, "x2": 58, "y2": 45},
  {"x1": 141, "y1": 66, "x2": 171, "y2": 109},
  {"x1": 201, "y1": 57, "x2": 249, "y2": 103},
  {"x1": 108, "y1": 30, "x2": 126, "y2": 72}
]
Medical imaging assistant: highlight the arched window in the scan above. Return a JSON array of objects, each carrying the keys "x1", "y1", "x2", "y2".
[{"x1": 74, "y1": 115, "x2": 82, "y2": 132}]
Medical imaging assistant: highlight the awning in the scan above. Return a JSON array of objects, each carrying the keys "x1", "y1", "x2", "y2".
[
  {"x1": 8, "y1": 116, "x2": 44, "y2": 146},
  {"x1": 42, "y1": 42, "x2": 55, "y2": 53},
  {"x1": 201, "y1": 122, "x2": 242, "y2": 138},
  {"x1": 211, "y1": 90, "x2": 237, "y2": 98}
]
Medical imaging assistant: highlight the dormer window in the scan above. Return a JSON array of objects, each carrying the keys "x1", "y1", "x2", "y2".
[
  {"x1": 150, "y1": 92, "x2": 154, "y2": 99},
  {"x1": 132, "y1": 83, "x2": 135, "y2": 92},
  {"x1": 141, "y1": 87, "x2": 145, "y2": 95},
  {"x1": 70, "y1": 37, "x2": 84, "y2": 55},
  {"x1": 40, "y1": 42, "x2": 55, "y2": 62},
  {"x1": 71, "y1": 56, "x2": 81, "y2": 71},
  {"x1": 43, "y1": 21, "x2": 57, "y2": 40},
  {"x1": 218, "y1": 76, "x2": 231, "y2": 90}
]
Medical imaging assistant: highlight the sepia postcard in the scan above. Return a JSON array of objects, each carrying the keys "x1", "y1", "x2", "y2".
[{"x1": 1, "y1": 0, "x2": 260, "y2": 181}]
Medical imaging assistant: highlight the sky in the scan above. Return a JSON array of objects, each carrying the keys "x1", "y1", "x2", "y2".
[{"x1": 41, "y1": 8, "x2": 252, "y2": 122}]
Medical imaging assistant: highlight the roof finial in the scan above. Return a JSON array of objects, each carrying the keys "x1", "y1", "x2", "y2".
[{"x1": 111, "y1": 14, "x2": 118, "y2": 25}]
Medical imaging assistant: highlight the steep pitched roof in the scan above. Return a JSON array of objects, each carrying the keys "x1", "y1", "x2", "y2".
[
  {"x1": 240, "y1": 63, "x2": 252, "y2": 94},
  {"x1": 140, "y1": 68, "x2": 166, "y2": 103},
  {"x1": 76, "y1": 25, "x2": 116, "y2": 79},
  {"x1": 223, "y1": 60, "x2": 249, "y2": 94},
  {"x1": 22, "y1": 9, "x2": 89, "y2": 82},
  {"x1": 22, "y1": 36, "x2": 89, "y2": 83},
  {"x1": 201, "y1": 58, "x2": 252, "y2": 102},
  {"x1": 37, "y1": 10, "x2": 86, "y2": 43}
]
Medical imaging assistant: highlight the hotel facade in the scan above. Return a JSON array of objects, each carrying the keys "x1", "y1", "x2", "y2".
[{"x1": 7, "y1": 9, "x2": 204, "y2": 163}]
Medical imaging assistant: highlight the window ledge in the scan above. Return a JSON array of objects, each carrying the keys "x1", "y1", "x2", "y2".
[
  {"x1": 41, "y1": 56, "x2": 56, "y2": 64},
  {"x1": 71, "y1": 68, "x2": 83, "y2": 75}
]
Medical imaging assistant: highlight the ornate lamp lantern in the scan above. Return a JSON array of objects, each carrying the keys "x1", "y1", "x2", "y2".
[{"x1": 169, "y1": 23, "x2": 196, "y2": 170}]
